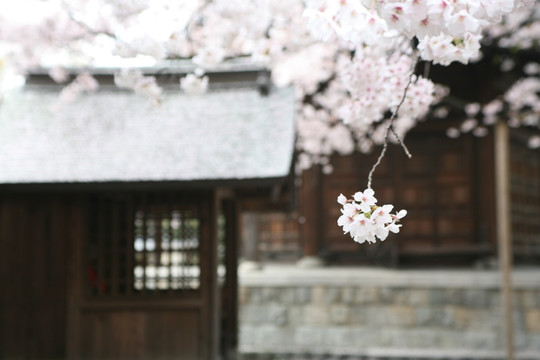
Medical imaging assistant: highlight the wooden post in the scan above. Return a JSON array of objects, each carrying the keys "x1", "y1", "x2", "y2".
[
  {"x1": 494, "y1": 121, "x2": 515, "y2": 360},
  {"x1": 297, "y1": 165, "x2": 324, "y2": 267}
]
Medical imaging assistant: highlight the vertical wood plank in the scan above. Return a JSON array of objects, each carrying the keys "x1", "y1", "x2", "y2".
[
  {"x1": 0, "y1": 196, "x2": 12, "y2": 358},
  {"x1": 66, "y1": 196, "x2": 84, "y2": 360},
  {"x1": 210, "y1": 190, "x2": 220, "y2": 360},
  {"x1": 112, "y1": 198, "x2": 120, "y2": 296},
  {"x1": 200, "y1": 190, "x2": 219, "y2": 360},
  {"x1": 126, "y1": 195, "x2": 135, "y2": 296},
  {"x1": 223, "y1": 198, "x2": 239, "y2": 358},
  {"x1": 298, "y1": 165, "x2": 323, "y2": 262}
]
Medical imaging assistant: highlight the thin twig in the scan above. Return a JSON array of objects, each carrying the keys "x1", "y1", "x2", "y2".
[{"x1": 367, "y1": 54, "x2": 419, "y2": 189}]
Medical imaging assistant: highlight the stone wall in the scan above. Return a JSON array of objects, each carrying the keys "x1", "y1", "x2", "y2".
[{"x1": 238, "y1": 266, "x2": 540, "y2": 359}]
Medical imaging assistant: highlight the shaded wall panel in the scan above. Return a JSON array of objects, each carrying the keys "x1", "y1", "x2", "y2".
[
  {"x1": 306, "y1": 130, "x2": 495, "y2": 266},
  {"x1": 0, "y1": 195, "x2": 72, "y2": 360},
  {"x1": 79, "y1": 310, "x2": 200, "y2": 360}
]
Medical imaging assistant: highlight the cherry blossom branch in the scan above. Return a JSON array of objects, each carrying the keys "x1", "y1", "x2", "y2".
[
  {"x1": 367, "y1": 54, "x2": 419, "y2": 189},
  {"x1": 60, "y1": 1, "x2": 117, "y2": 40}
]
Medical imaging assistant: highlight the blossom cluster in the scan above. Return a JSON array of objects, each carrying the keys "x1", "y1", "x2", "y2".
[
  {"x1": 337, "y1": 46, "x2": 435, "y2": 129},
  {"x1": 337, "y1": 189, "x2": 406, "y2": 244},
  {"x1": 304, "y1": 0, "x2": 530, "y2": 65},
  {"x1": 114, "y1": 69, "x2": 163, "y2": 105},
  {"x1": 59, "y1": 73, "x2": 99, "y2": 104},
  {"x1": 180, "y1": 69, "x2": 209, "y2": 95},
  {"x1": 0, "y1": 0, "x2": 537, "y2": 174}
]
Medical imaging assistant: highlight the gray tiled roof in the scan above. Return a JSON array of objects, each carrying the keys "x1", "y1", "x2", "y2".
[{"x1": 0, "y1": 85, "x2": 295, "y2": 184}]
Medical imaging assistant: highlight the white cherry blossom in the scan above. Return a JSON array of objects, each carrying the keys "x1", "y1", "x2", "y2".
[{"x1": 338, "y1": 190, "x2": 406, "y2": 244}]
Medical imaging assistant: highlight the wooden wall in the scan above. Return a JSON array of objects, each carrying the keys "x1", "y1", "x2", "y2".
[
  {"x1": 510, "y1": 128, "x2": 540, "y2": 264},
  {"x1": 0, "y1": 194, "x2": 75, "y2": 359},
  {"x1": 298, "y1": 129, "x2": 496, "y2": 266},
  {"x1": 0, "y1": 189, "x2": 226, "y2": 360}
]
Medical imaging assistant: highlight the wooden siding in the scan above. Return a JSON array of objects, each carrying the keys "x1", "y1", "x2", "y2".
[
  {"x1": 299, "y1": 130, "x2": 496, "y2": 266},
  {"x1": 0, "y1": 190, "x2": 229, "y2": 360},
  {"x1": 79, "y1": 310, "x2": 200, "y2": 359},
  {"x1": 510, "y1": 128, "x2": 540, "y2": 264},
  {"x1": 0, "y1": 194, "x2": 74, "y2": 359}
]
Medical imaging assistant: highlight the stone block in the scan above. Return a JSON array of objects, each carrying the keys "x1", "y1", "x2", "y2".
[
  {"x1": 249, "y1": 288, "x2": 263, "y2": 304},
  {"x1": 525, "y1": 310, "x2": 540, "y2": 332},
  {"x1": 349, "y1": 306, "x2": 367, "y2": 324},
  {"x1": 294, "y1": 327, "x2": 324, "y2": 347},
  {"x1": 437, "y1": 329, "x2": 467, "y2": 348},
  {"x1": 323, "y1": 327, "x2": 353, "y2": 348},
  {"x1": 378, "y1": 328, "x2": 441, "y2": 348},
  {"x1": 429, "y1": 289, "x2": 448, "y2": 306},
  {"x1": 526, "y1": 334, "x2": 540, "y2": 350},
  {"x1": 288, "y1": 306, "x2": 303, "y2": 326},
  {"x1": 452, "y1": 307, "x2": 473, "y2": 329},
  {"x1": 261, "y1": 287, "x2": 279, "y2": 302},
  {"x1": 463, "y1": 289, "x2": 490, "y2": 308},
  {"x1": 326, "y1": 287, "x2": 341, "y2": 304},
  {"x1": 490, "y1": 293, "x2": 501, "y2": 308},
  {"x1": 311, "y1": 286, "x2": 326, "y2": 305},
  {"x1": 341, "y1": 287, "x2": 355, "y2": 304},
  {"x1": 295, "y1": 287, "x2": 311, "y2": 304},
  {"x1": 521, "y1": 290, "x2": 540, "y2": 309},
  {"x1": 438, "y1": 306, "x2": 458, "y2": 327},
  {"x1": 355, "y1": 287, "x2": 378, "y2": 304},
  {"x1": 239, "y1": 326, "x2": 257, "y2": 346},
  {"x1": 468, "y1": 309, "x2": 500, "y2": 331},
  {"x1": 415, "y1": 307, "x2": 434, "y2": 326},
  {"x1": 395, "y1": 289, "x2": 429, "y2": 306},
  {"x1": 240, "y1": 305, "x2": 268, "y2": 324},
  {"x1": 461, "y1": 331, "x2": 499, "y2": 349},
  {"x1": 376, "y1": 328, "x2": 403, "y2": 347},
  {"x1": 378, "y1": 287, "x2": 394, "y2": 303},
  {"x1": 279, "y1": 287, "x2": 295, "y2": 305},
  {"x1": 254, "y1": 326, "x2": 295, "y2": 349},
  {"x1": 364, "y1": 306, "x2": 387, "y2": 326},
  {"x1": 304, "y1": 305, "x2": 330, "y2": 326},
  {"x1": 349, "y1": 328, "x2": 383, "y2": 348},
  {"x1": 408, "y1": 289, "x2": 429, "y2": 306},
  {"x1": 513, "y1": 329, "x2": 528, "y2": 348},
  {"x1": 386, "y1": 305, "x2": 416, "y2": 327},
  {"x1": 330, "y1": 305, "x2": 350, "y2": 325},
  {"x1": 418, "y1": 306, "x2": 454, "y2": 327},
  {"x1": 363, "y1": 305, "x2": 415, "y2": 327},
  {"x1": 444, "y1": 289, "x2": 464, "y2": 305},
  {"x1": 513, "y1": 309, "x2": 526, "y2": 331},
  {"x1": 268, "y1": 305, "x2": 288, "y2": 326}
]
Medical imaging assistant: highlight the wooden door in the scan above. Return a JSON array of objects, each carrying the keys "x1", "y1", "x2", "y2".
[{"x1": 67, "y1": 191, "x2": 219, "y2": 360}]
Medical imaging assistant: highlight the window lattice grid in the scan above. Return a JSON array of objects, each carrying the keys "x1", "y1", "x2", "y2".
[
  {"x1": 133, "y1": 208, "x2": 200, "y2": 291},
  {"x1": 86, "y1": 196, "x2": 201, "y2": 298}
]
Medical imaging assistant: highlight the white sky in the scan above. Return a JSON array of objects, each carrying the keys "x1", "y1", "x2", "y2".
[{"x1": 0, "y1": 0, "x2": 58, "y2": 24}]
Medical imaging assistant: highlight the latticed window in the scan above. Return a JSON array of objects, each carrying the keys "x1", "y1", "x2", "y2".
[
  {"x1": 87, "y1": 194, "x2": 202, "y2": 298},
  {"x1": 133, "y1": 209, "x2": 200, "y2": 291}
]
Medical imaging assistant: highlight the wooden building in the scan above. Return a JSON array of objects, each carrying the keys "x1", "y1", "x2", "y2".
[
  {"x1": 248, "y1": 49, "x2": 540, "y2": 268},
  {"x1": 286, "y1": 123, "x2": 536, "y2": 268},
  {"x1": 0, "y1": 66, "x2": 295, "y2": 360},
  {"x1": 297, "y1": 121, "x2": 496, "y2": 267},
  {"x1": 294, "y1": 50, "x2": 540, "y2": 267}
]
